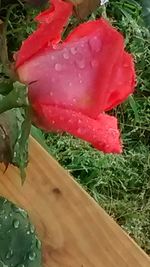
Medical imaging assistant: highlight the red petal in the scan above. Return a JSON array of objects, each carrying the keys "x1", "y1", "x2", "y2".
[
  {"x1": 31, "y1": 103, "x2": 122, "y2": 154},
  {"x1": 65, "y1": 18, "x2": 136, "y2": 111},
  {"x1": 15, "y1": 0, "x2": 73, "y2": 68},
  {"x1": 18, "y1": 18, "x2": 135, "y2": 118},
  {"x1": 103, "y1": 52, "x2": 136, "y2": 111}
]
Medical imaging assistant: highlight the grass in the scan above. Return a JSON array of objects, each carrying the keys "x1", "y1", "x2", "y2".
[
  {"x1": 1, "y1": 0, "x2": 150, "y2": 254},
  {"x1": 44, "y1": 1, "x2": 150, "y2": 253}
]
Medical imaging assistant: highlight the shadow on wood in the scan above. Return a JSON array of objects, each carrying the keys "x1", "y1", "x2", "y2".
[{"x1": 0, "y1": 138, "x2": 150, "y2": 267}]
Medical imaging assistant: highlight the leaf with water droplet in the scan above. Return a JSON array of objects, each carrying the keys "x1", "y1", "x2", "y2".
[
  {"x1": 0, "y1": 197, "x2": 42, "y2": 267},
  {"x1": 13, "y1": 219, "x2": 20, "y2": 229}
]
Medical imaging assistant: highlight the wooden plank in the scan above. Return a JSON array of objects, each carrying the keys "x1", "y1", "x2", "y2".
[{"x1": 0, "y1": 138, "x2": 149, "y2": 267}]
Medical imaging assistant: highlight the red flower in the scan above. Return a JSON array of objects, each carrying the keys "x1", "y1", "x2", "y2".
[{"x1": 15, "y1": 0, "x2": 136, "y2": 153}]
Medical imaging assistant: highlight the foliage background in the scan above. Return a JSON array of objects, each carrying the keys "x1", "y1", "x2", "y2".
[{"x1": 1, "y1": 0, "x2": 150, "y2": 254}]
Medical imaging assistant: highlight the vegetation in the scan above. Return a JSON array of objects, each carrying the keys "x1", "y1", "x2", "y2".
[{"x1": 1, "y1": 0, "x2": 150, "y2": 254}]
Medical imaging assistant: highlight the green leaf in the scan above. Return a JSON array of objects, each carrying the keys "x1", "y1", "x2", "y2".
[
  {"x1": 128, "y1": 95, "x2": 140, "y2": 123},
  {"x1": 0, "y1": 197, "x2": 42, "y2": 267},
  {"x1": 0, "y1": 79, "x2": 13, "y2": 95},
  {"x1": 0, "y1": 110, "x2": 18, "y2": 165},
  {"x1": 0, "y1": 81, "x2": 28, "y2": 115},
  {"x1": 13, "y1": 107, "x2": 31, "y2": 183}
]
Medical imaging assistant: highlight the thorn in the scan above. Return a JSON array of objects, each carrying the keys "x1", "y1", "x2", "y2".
[
  {"x1": 29, "y1": 80, "x2": 38, "y2": 85},
  {"x1": 3, "y1": 162, "x2": 9, "y2": 173}
]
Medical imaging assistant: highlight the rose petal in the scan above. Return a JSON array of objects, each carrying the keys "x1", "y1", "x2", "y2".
[
  {"x1": 104, "y1": 51, "x2": 136, "y2": 111},
  {"x1": 15, "y1": 0, "x2": 73, "y2": 68},
  {"x1": 65, "y1": 18, "x2": 136, "y2": 111},
  {"x1": 31, "y1": 103, "x2": 122, "y2": 153},
  {"x1": 17, "y1": 18, "x2": 135, "y2": 118}
]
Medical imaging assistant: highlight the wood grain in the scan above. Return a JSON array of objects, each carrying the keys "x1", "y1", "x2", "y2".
[{"x1": 0, "y1": 138, "x2": 149, "y2": 267}]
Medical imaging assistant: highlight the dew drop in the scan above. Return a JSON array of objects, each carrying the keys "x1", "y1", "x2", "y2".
[
  {"x1": 30, "y1": 224, "x2": 35, "y2": 234},
  {"x1": 77, "y1": 128, "x2": 82, "y2": 134},
  {"x1": 13, "y1": 219, "x2": 20, "y2": 229},
  {"x1": 76, "y1": 60, "x2": 85, "y2": 69},
  {"x1": 26, "y1": 231, "x2": 30, "y2": 235},
  {"x1": 123, "y1": 63, "x2": 129, "y2": 68},
  {"x1": 89, "y1": 36, "x2": 101, "y2": 53},
  {"x1": 51, "y1": 55, "x2": 55, "y2": 60},
  {"x1": 63, "y1": 51, "x2": 69, "y2": 59},
  {"x1": 29, "y1": 251, "x2": 36, "y2": 261},
  {"x1": 36, "y1": 239, "x2": 41, "y2": 250},
  {"x1": 4, "y1": 216, "x2": 8, "y2": 220},
  {"x1": 91, "y1": 59, "x2": 99, "y2": 68},
  {"x1": 55, "y1": 63, "x2": 62, "y2": 72},
  {"x1": 60, "y1": 116, "x2": 64, "y2": 121},
  {"x1": 5, "y1": 249, "x2": 13, "y2": 259},
  {"x1": 70, "y1": 47, "x2": 77, "y2": 55}
]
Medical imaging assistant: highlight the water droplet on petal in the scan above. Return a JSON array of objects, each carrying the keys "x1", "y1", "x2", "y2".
[
  {"x1": 52, "y1": 44, "x2": 58, "y2": 50},
  {"x1": 68, "y1": 82, "x2": 72, "y2": 87},
  {"x1": 91, "y1": 59, "x2": 99, "y2": 68},
  {"x1": 77, "y1": 128, "x2": 82, "y2": 134},
  {"x1": 73, "y1": 98, "x2": 76, "y2": 103},
  {"x1": 51, "y1": 55, "x2": 55, "y2": 60},
  {"x1": 55, "y1": 63, "x2": 62, "y2": 72},
  {"x1": 80, "y1": 42, "x2": 85, "y2": 48},
  {"x1": 63, "y1": 51, "x2": 69, "y2": 59},
  {"x1": 123, "y1": 63, "x2": 129, "y2": 68},
  {"x1": 76, "y1": 60, "x2": 85, "y2": 69},
  {"x1": 71, "y1": 47, "x2": 77, "y2": 55},
  {"x1": 89, "y1": 36, "x2": 101, "y2": 53},
  {"x1": 29, "y1": 251, "x2": 36, "y2": 261},
  {"x1": 50, "y1": 91, "x2": 53, "y2": 96},
  {"x1": 13, "y1": 219, "x2": 20, "y2": 229}
]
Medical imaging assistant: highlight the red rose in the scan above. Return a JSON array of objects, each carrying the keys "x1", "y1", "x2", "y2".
[{"x1": 15, "y1": 0, "x2": 136, "y2": 153}]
